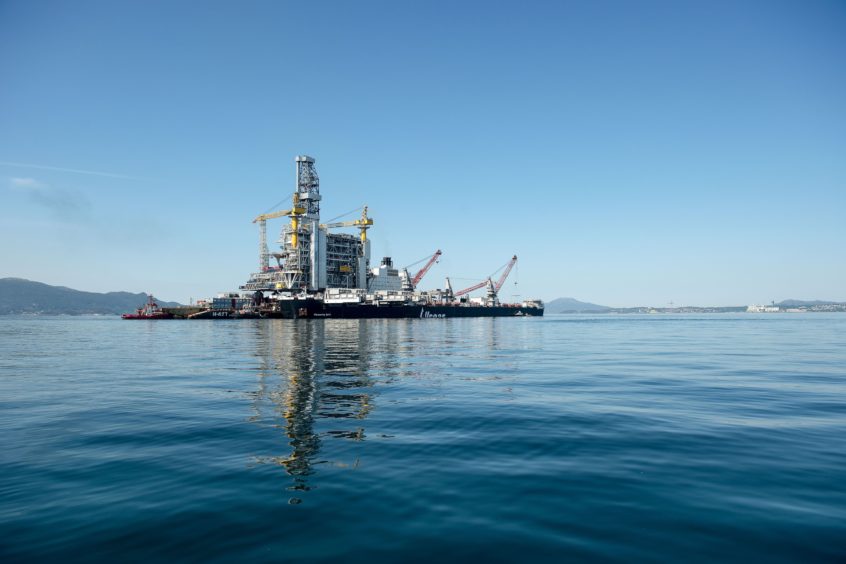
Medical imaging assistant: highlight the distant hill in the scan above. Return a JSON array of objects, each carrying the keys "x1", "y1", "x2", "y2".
[
  {"x1": 777, "y1": 299, "x2": 845, "y2": 307},
  {"x1": 545, "y1": 297, "x2": 610, "y2": 313},
  {"x1": 0, "y1": 278, "x2": 181, "y2": 315}
]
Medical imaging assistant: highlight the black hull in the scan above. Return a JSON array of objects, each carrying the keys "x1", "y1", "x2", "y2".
[
  {"x1": 265, "y1": 299, "x2": 544, "y2": 319},
  {"x1": 186, "y1": 310, "x2": 262, "y2": 319}
]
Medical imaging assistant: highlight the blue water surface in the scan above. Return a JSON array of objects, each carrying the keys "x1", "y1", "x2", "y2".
[{"x1": 1, "y1": 314, "x2": 844, "y2": 561}]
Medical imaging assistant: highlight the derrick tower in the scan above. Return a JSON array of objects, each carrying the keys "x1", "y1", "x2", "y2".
[{"x1": 280, "y1": 156, "x2": 327, "y2": 291}]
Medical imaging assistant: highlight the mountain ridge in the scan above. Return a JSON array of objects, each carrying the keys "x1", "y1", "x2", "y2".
[
  {"x1": 544, "y1": 297, "x2": 610, "y2": 313},
  {"x1": 0, "y1": 278, "x2": 181, "y2": 315},
  {"x1": 776, "y1": 299, "x2": 846, "y2": 307}
]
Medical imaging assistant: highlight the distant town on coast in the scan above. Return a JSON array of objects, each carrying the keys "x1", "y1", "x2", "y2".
[
  {"x1": 2, "y1": 278, "x2": 844, "y2": 316},
  {"x1": 544, "y1": 297, "x2": 846, "y2": 314}
]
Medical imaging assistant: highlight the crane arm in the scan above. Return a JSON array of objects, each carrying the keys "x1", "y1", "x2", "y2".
[
  {"x1": 321, "y1": 220, "x2": 355, "y2": 229},
  {"x1": 455, "y1": 278, "x2": 489, "y2": 297},
  {"x1": 411, "y1": 249, "x2": 442, "y2": 287},
  {"x1": 252, "y1": 206, "x2": 305, "y2": 223},
  {"x1": 321, "y1": 206, "x2": 374, "y2": 230},
  {"x1": 321, "y1": 218, "x2": 374, "y2": 229},
  {"x1": 494, "y1": 255, "x2": 517, "y2": 291},
  {"x1": 453, "y1": 255, "x2": 517, "y2": 297}
]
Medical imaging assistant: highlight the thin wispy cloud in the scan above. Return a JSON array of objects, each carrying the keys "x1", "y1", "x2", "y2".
[
  {"x1": 8, "y1": 176, "x2": 93, "y2": 220},
  {"x1": 9, "y1": 177, "x2": 44, "y2": 189},
  {"x1": 0, "y1": 160, "x2": 140, "y2": 180}
]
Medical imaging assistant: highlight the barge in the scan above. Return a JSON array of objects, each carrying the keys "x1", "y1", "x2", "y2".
[{"x1": 149, "y1": 155, "x2": 544, "y2": 320}]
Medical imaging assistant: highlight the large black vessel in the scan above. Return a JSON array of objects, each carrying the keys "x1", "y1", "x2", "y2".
[
  {"x1": 267, "y1": 298, "x2": 544, "y2": 319},
  {"x1": 164, "y1": 293, "x2": 544, "y2": 319},
  {"x1": 153, "y1": 155, "x2": 545, "y2": 320}
]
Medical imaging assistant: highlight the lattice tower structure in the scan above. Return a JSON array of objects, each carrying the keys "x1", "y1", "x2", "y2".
[{"x1": 280, "y1": 156, "x2": 326, "y2": 291}]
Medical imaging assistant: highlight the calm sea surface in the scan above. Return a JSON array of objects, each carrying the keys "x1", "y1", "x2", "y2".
[{"x1": 1, "y1": 314, "x2": 844, "y2": 561}]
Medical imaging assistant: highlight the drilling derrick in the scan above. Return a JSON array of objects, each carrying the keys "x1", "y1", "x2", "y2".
[{"x1": 280, "y1": 156, "x2": 326, "y2": 291}]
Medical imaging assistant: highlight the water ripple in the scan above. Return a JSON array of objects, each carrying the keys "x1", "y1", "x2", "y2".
[{"x1": 1, "y1": 314, "x2": 845, "y2": 561}]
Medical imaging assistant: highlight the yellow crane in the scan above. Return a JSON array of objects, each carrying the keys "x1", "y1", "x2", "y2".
[
  {"x1": 253, "y1": 198, "x2": 373, "y2": 272},
  {"x1": 253, "y1": 193, "x2": 306, "y2": 271},
  {"x1": 320, "y1": 206, "x2": 374, "y2": 243}
]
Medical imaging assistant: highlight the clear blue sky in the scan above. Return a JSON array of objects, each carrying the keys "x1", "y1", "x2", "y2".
[{"x1": 1, "y1": 0, "x2": 844, "y2": 306}]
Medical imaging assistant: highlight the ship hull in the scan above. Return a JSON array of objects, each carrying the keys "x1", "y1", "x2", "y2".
[
  {"x1": 266, "y1": 299, "x2": 543, "y2": 319},
  {"x1": 186, "y1": 309, "x2": 262, "y2": 319},
  {"x1": 121, "y1": 312, "x2": 174, "y2": 320}
]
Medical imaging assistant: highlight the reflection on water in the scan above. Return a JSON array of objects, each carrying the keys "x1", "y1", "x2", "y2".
[
  {"x1": 249, "y1": 320, "x2": 378, "y2": 500},
  {"x1": 244, "y1": 318, "x2": 512, "y2": 501},
  {"x1": 2, "y1": 314, "x2": 845, "y2": 560}
]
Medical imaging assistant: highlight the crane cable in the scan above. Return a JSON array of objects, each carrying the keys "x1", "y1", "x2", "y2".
[
  {"x1": 487, "y1": 256, "x2": 513, "y2": 281},
  {"x1": 324, "y1": 206, "x2": 365, "y2": 224},
  {"x1": 259, "y1": 197, "x2": 290, "y2": 216},
  {"x1": 451, "y1": 257, "x2": 516, "y2": 286},
  {"x1": 404, "y1": 251, "x2": 438, "y2": 270},
  {"x1": 259, "y1": 200, "x2": 364, "y2": 225}
]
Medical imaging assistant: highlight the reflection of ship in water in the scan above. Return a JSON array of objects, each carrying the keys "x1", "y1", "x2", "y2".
[
  {"x1": 249, "y1": 319, "x2": 377, "y2": 498},
  {"x1": 247, "y1": 317, "x2": 514, "y2": 501}
]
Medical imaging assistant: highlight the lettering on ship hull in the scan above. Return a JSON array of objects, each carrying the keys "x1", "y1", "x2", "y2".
[{"x1": 419, "y1": 308, "x2": 446, "y2": 319}]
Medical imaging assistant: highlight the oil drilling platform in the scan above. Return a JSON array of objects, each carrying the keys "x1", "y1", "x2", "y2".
[{"x1": 164, "y1": 156, "x2": 543, "y2": 319}]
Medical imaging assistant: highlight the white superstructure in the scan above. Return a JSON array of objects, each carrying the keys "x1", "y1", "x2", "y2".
[{"x1": 367, "y1": 257, "x2": 403, "y2": 292}]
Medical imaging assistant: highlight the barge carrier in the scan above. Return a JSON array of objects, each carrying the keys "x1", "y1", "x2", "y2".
[{"x1": 156, "y1": 155, "x2": 543, "y2": 320}]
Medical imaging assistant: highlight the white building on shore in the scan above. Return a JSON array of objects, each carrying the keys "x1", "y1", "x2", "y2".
[{"x1": 747, "y1": 304, "x2": 780, "y2": 313}]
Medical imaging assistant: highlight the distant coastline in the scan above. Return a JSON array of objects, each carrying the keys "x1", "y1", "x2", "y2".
[
  {"x1": 0, "y1": 278, "x2": 181, "y2": 315},
  {"x1": 544, "y1": 297, "x2": 846, "y2": 314},
  {"x1": 2, "y1": 278, "x2": 844, "y2": 315}
]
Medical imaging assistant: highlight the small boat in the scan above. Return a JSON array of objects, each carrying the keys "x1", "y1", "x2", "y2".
[{"x1": 122, "y1": 294, "x2": 174, "y2": 320}]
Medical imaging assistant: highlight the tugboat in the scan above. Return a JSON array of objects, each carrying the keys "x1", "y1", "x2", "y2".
[{"x1": 121, "y1": 295, "x2": 174, "y2": 320}]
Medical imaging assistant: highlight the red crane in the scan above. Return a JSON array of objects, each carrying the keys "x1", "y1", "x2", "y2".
[
  {"x1": 403, "y1": 249, "x2": 442, "y2": 290},
  {"x1": 454, "y1": 255, "x2": 518, "y2": 297},
  {"x1": 494, "y1": 255, "x2": 518, "y2": 292},
  {"x1": 454, "y1": 278, "x2": 491, "y2": 297},
  {"x1": 411, "y1": 249, "x2": 442, "y2": 288}
]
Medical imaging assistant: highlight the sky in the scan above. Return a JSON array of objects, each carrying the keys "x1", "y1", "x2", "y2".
[{"x1": 1, "y1": 0, "x2": 844, "y2": 307}]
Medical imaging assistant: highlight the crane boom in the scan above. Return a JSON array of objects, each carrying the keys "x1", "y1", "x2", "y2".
[
  {"x1": 494, "y1": 255, "x2": 517, "y2": 291},
  {"x1": 320, "y1": 206, "x2": 374, "y2": 242},
  {"x1": 322, "y1": 220, "x2": 355, "y2": 228},
  {"x1": 321, "y1": 219, "x2": 365, "y2": 228},
  {"x1": 455, "y1": 278, "x2": 489, "y2": 297},
  {"x1": 252, "y1": 207, "x2": 305, "y2": 223},
  {"x1": 411, "y1": 249, "x2": 442, "y2": 288},
  {"x1": 252, "y1": 205, "x2": 307, "y2": 271},
  {"x1": 453, "y1": 255, "x2": 518, "y2": 297}
]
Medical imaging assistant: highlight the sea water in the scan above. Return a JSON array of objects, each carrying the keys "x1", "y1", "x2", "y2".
[{"x1": 1, "y1": 314, "x2": 844, "y2": 561}]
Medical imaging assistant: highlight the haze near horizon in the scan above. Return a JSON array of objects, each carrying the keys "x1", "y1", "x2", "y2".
[{"x1": 1, "y1": 0, "x2": 844, "y2": 307}]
